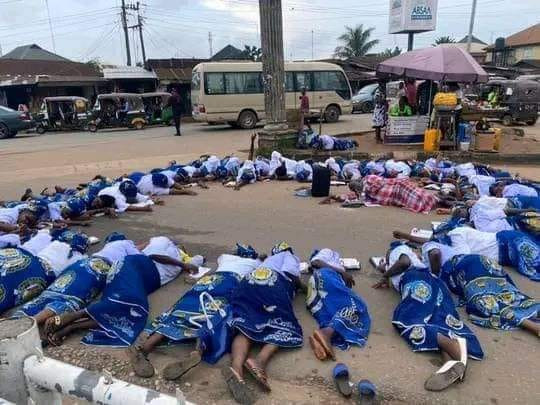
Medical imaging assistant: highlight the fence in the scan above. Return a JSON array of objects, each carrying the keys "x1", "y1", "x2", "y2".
[{"x1": 0, "y1": 317, "x2": 194, "y2": 405}]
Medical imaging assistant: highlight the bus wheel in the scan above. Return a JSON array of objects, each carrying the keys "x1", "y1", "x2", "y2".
[
  {"x1": 526, "y1": 117, "x2": 537, "y2": 126},
  {"x1": 88, "y1": 123, "x2": 98, "y2": 133},
  {"x1": 238, "y1": 110, "x2": 257, "y2": 129},
  {"x1": 324, "y1": 105, "x2": 340, "y2": 123},
  {"x1": 502, "y1": 115, "x2": 513, "y2": 126},
  {"x1": 36, "y1": 125, "x2": 46, "y2": 135},
  {"x1": 134, "y1": 121, "x2": 145, "y2": 130}
]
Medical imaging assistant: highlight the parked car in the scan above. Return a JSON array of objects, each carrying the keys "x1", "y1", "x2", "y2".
[
  {"x1": 0, "y1": 106, "x2": 34, "y2": 139},
  {"x1": 352, "y1": 83, "x2": 378, "y2": 113}
]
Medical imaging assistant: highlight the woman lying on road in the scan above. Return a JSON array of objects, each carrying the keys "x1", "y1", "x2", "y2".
[
  {"x1": 18, "y1": 232, "x2": 143, "y2": 342},
  {"x1": 126, "y1": 171, "x2": 198, "y2": 197},
  {"x1": 306, "y1": 248, "x2": 370, "y2": 361},
  {"x1": 42, "y1": 236, "x2": 201, "y2": 347},
  {"x1": 0, "y1": 231, "x2": 88, "y2": 315},
  {"x1": 372, "y1": 243, "x2": 484, "y2": 392},
  {"x1": 129, "y1": 244, "x2": 262, "y2": 380},
  {"x1": 393, "y1": 225, "x2": 540, "y2": 281},
  {"x1": 223, "y1": 242, "x2": 304, "y2": 404}
]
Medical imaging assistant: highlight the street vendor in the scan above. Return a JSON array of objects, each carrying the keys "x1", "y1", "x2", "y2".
[
  {"x1": 389, "y1": 96, "x2": 413, "y2": 117},
  {"x1": 487, "y1": 88, "x2": 500, "y2": 107}
]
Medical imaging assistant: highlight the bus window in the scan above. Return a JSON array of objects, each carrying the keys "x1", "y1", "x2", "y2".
[
  {"x1": 295, "y1": 72, "x2": 313, "y2": 91},
  {"x1": 205, "y1": 73, "x2": 225, "y2": 95},
  {"x1": 192, "y1": 70, "x2": 201, "y2": 91},
  {"x1": 224, "y1": 72, "x2": 262, "y2": 94},
  {"x1": 285, "y1": 72, "x2": 295, "y2": 92},
  {"x1": 314, "y1": 71, "x2": 351, "y2": 99}
]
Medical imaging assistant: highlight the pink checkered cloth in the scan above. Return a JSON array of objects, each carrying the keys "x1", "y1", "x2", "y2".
[{"x1": 363, "y1": 175, "x2": 438, "y2": 214}]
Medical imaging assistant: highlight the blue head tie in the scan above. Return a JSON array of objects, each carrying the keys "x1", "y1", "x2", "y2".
[
  {"x1": 296, "y1": 169, "x2": 310, "y2": 182},
  {"x1": 105, "y1": 232, "x2": 126, "y2": 244},
  {"x1": 271, "y1": 241, "x2": 293, "y2": 256},
  {"x1": 119, "y1": 180, "x2": 138, "y2": 199},
  {"x1": 240, "y1": 169, "x2": 255, "y2": 182},
  {"x1": 236, "y1": 243, "x2": 258, "y2": 259},
  {"x1": 176, "y1": 168, "x2": 188, "y2": 181},
  {"x1": 215, "y1": 166, "x2": 228, "y2": 179},
  {"x1": 389, "y1": 240, "x2": 406, "y2": 250},
  {"x1": 70, "y1": 233, "x2": 89, "y2": 254},
  {"x1": 66, "y1": 197, "x2": 86, "y2": 217},
  {"x1": 151, "y1": 173, "x2": 169, "y2": 189}
]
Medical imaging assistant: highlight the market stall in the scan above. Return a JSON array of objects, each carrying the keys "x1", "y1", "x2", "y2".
[{"x1": 376, "y1": 45, "x2": 489, "y2": 150}]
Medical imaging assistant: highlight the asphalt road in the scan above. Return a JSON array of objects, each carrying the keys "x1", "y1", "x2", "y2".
[{"x1": 1, "y1": 116, "x2": 539, "y2": 405}]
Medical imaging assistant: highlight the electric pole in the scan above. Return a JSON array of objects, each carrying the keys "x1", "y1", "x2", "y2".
[
  {"x1": 467, "y1": 0, "x2": 478, "y2": 53},
  {"x1": 311, "y1": 30, "x2": 314, "y2": 60},
  {"x1": 136, "y1": 2, "x2": 146, "y2": 65},
  {"x1": 44, "y1": 0, "x2": 56, "y2": 53},
  {"x1": 208, "y1": 32, "x2": 213, "y2": 58},
  {"x1": 121, "y1": 0, "x2": 132, "y2": 66},
  {"x1": 259, "y1": 0, "x2": 287, "y2": 130}
]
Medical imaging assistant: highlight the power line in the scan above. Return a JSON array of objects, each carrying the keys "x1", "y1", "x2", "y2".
[{"x1": 44, "y1": 0, "x2": 56, "y2": 52}]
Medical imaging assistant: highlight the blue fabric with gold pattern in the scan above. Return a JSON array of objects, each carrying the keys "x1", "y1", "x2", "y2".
[
  {"x1": 392, "y1": 268, "x2": 484, "y2": 360},
  {"x1": 229, "y1": 266, "x2": 303, "y2": 348},
  {"x1": 0, "y1": 247, "x2": 55, "y2": 314},
  {"x1": 145, "y1": 272, "x2": 240, "y2": 364},
  {"x1": 508, "y1": 196, "x2": 540, "y2": 211},
  {"x1": 441, "y1": 254, "x2": 540, "y2": 330},
  {"x1": 82, "y1": 254, "x2": 161, "y2": 347},
  {"x1": 307, "y1": 268, "x2": 371, "y2": 350},
  {"x1": 496, "y1": 230, "x2": 540, "y2": 281},
  {"x1": 19, "y1": 257, "x2": 111, "y2": 317}
]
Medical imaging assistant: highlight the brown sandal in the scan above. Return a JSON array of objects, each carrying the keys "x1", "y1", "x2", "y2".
[
  {"x1": 244, "y1": 358, "x2": 271, "y2": 392},
  {"x1": 222, "y1": 367, "x2": 255, "y2": 405},
  {"x1": 162, "y1": 351, "x2": 201, "y2": 381}
]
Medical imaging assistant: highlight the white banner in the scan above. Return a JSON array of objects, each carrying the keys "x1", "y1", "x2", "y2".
[{"x1": 389, "y1": 0, "x2": 438, "y2": 34}]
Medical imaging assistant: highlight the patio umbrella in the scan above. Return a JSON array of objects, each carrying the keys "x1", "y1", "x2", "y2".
[{"x1": 376, "y1": 45, "x2": 489, "y2": 83}]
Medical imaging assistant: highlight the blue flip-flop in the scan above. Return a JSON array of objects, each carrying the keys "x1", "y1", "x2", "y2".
[
  {"x1": 357, "y1": 379, "x2": 376, "y2": 404},
  {"x1": 333, "y1": 363, "x2": 352, "y2": 397}
]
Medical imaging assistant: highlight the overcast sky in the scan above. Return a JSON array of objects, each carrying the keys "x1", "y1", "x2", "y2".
[{"x1": 0, "y1": 0, "x2": 539, "y2": 65}]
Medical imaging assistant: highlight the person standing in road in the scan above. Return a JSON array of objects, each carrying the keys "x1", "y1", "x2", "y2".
[
  {"x1": 299, "y1": 87, "x2": 312, "y2": 131},
  {"x1": 168, "y1": 88, "x2": 183, "y2": 136}
]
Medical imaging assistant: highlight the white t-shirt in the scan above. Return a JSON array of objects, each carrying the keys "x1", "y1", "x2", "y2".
[
  {"x1": 421, "y1": 242, "x2": 458, "y2": 273},
  {"x1": 325, "y1": 158, "x2": 341, "y2": 175},
  {"x1": 226, "y1": 157, "x2": 241, "y2": 173},
  {"x1": 254, "y1": 158, "x2": 270, "y2": 176},
  {"x1": 310, "y1": 248, "x2": 344, "y2": 271},
  {"x1": 137, "y1": 174, "x2": 170, "y2": 196},
  {"x1": 320, "y1": 135, "x2": 335, "y2": 150},
  {"x1": 260, "y1": 251, "x2": 301, "y2": 279},
  {"x1": 384, "y1": 160, "x2": 411, "y2": 178},
  {"x1": 142, "y1": 236, "x2": 183, "y2": 285},
  {"x1": 160, "y1": 170, "x2": 178, "y2": 185},
  {"x1": 182, "y1": 165, "x2": 199, "y2": 178},
  {"x1": 216, "y1": 254, "x2": 261, "y2": 277},
  {"x1": 94, "y1": 239, "x2": 140, "y2": 264},
  {"x1": 0, "y1": 233, "x2": 21, "y2": 249},
  {"x1": 295, "y1": 160, "x2": 313, "y2": 180},
  {"x1": 365, "y1": 161, "x2": 385, "y2": 176},
  {"x1": 470, "y1": 175, "x2": 496, "y2": 197},
  {"x1": 470, "y1": 198, "x2": 513, "y2": 233},
  {"x1": 342, "y1": 162, "x2": 361, "y2": 180},
  {"x1": 37, "y1": 241, "x2": 86, "y2": 277},
  {"x1": 388, "y1": 245, "x2": 426, "y2": 291},
  {"x1": 98, "y1": 185, "x2": 152, "y2": 213},
  {"x1": 21, "y1": 230, "x2": 53, "y2": 256},
  {"x1": 236, "y1": 160, "x2": 257, "y2": 184},
  {"x1": 202, "y1": 156, "x2": 220, "y2": 174},
  {"x1": 448, "y1": 227, "x2": 499, "y2": 261},
  {"x1": 503, "y1": 184, "x2": 538, "y2": 198},
  {"x1": 0, "y1": 206, "x2": 23, "y2": 235}
]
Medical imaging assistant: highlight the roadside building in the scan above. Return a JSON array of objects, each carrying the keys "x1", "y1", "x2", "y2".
[
  {"x1": 102, "y1": 66, "x2": 158, "y2": 93},
  {"x1": 485, "y1": 23, "x2": 540, "y2": 69},
  {"x1": 455, "y1": 35, "x2": 488, "y2": 64},
  {"x1": 0, "y1": 44, "x2": 107, "y2": 111}
]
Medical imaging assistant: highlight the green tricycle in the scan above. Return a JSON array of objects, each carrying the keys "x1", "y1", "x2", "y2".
[{"x1": 142, "y1": 92, "x2": 173, "y2": 126}]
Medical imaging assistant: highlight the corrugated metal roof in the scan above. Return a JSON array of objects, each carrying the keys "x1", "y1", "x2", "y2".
[
  {"x1": 0, "y1": 44, "x2": 71, "y2": 62},
  {"x1": 0, "y1": 59, "x2": 101, "y2": 77},
  {"x1": 103, "y1": 67, "x2": 157, "y2": 80},
  {"x1": 486, "y1": 23, "x2": 540, "y2": 49}
]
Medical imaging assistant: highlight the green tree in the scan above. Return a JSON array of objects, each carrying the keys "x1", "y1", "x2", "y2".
[
  {"x1": 242, "y1": 45, "x2": 262, "y2": 61},
  {"x1": 378, "y1": 46, "x2": 402, "y2": 58},
  {"x1": 432, "y1": 36, "x2": 456, "y2": 46},
  {"x1": 85, "y1": 58, "x2": 103, "y2": 74},
  {"x1": 334, "y1": 25, "x2": 379, "y2": 59}
]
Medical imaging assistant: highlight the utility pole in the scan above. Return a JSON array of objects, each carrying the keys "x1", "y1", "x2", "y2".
[
  {"x1": 136, "y1": 2, "x2": 146, "y2": 65},
  {"x1": 121, "y1": 0, "x2": 132, "y2": 66},
  {"x1": 44, "y1": 0, "x2": 56, "y2": 53},
  {"x1": 467, "y1": 0, "x2": 478, "y2": 53},
  {"x1": 311, "y1": 30, "x2": 314, "y2": 60},
  {"x1": 208, "y1": 32, "x2": 213, "y2": 58},
  {"x1": 407, "y1": 32, "x2": 414, "y2": 51},
  {"x1": 259, "y1": 0, "x2": 286, "y2": 130}
]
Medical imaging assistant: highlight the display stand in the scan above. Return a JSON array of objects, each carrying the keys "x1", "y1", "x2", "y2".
[
  {"x1": 385, "y1": 115, "x2": 429, "y2": 145},
  {"x1": 432, "y1": 107, "x2": 458, "y2": 150}
]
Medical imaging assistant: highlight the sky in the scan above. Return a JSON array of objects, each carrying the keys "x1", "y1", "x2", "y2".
[{"x1": 0, "y1": 0, "x2": 539, "y2": 65}]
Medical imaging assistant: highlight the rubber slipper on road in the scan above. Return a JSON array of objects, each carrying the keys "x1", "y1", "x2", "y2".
[
  {"x1": 356, "y1": 379, "x2": 376, "y2": 404},
  {"x1": 333, "y1": 363, "x2": 352, "y2": 397}
]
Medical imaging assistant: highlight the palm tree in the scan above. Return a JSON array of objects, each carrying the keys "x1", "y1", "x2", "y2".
[
  {"x1": 334, "y1": 25, "x2": 379, "y2": 59},
  {"x1": 378, "y1": 46, "x2": 402, "y2": 59},
  {"x1": 432, "y1": 36, "x2": 456, "y2": 46}
]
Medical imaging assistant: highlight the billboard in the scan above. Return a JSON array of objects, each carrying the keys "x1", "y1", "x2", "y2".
[{"x1": 389, "y1": 0, "x2": 438, "y2": 34}]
